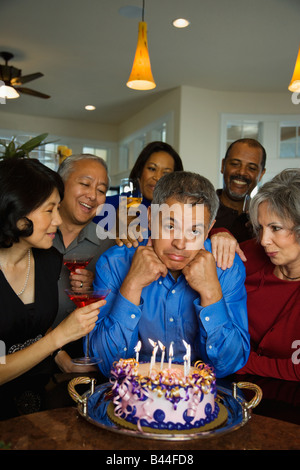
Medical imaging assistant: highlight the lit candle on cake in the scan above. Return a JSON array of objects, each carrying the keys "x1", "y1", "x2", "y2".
[
  {"x1": 187, "y1": 344, "x2": 191, "y2": 374},
  {"x1": 183, "y1": 354, "x2": 188, "y2": 378},
  {"x1": 148, "y1": 339, "x2": 158, "y2": 373},
  {"x1": 182, "y1": 340, "x2": 191, "y2": 375},
  {"x1": 134, "y1": 340, "x2": 141, "y2": 363},
  {"x1": 158, "y1": 340, "x2": 165, "y2": 370},
  {"x1": 168, "y1": 342, "x2": 174, "y2": 370}
]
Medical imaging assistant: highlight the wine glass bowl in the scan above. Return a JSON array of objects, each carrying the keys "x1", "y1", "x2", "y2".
[
  {"x1": 65, "y1": 288, "x2": 111, "y2": 365},
  {"x1": 63, "y1": 253, "x2": 93, "y2": 275},
  {"x1": 119, "y1": 178, "x2": 142, "y2": 208},
  {"x1": 65, "y1": 288, "x2": 111, "y2": 307}
]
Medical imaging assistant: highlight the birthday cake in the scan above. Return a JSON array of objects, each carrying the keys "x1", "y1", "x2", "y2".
[{"x1": 108, "y1": 358, "x2": 221, "y2": 432}]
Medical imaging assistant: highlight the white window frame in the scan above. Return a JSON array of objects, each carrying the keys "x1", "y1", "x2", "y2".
[
  {"x1": 279, "y1": 121, "x2": 300, "y2": 159},
  {"x1": 220, "y1": 113, "x2": 300, "y2": 188}
]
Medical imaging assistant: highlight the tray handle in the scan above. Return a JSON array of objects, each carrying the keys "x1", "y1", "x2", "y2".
[
  {"x1": 68, "y1": 376, "x2": 96, "y2": 414},
  {"x1": 233, "y1": 381, "x2": 263, "y2": 410}
]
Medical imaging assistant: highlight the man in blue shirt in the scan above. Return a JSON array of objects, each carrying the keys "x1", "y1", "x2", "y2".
[{"x1": 89, "y1": 171, "x2": 250, "y2": 378}]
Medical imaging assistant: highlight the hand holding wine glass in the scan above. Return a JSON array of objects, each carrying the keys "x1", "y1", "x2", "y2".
[
  {"x1": 55, "y1": 296, "x2": 105, "y2": 346},
  {"x1": 65, "y1": 288, "x2": 111, "y2": 365},
  {"x1": 63, "y1": 253, "x2": 94, "y2": 291},
  {"x1": 119, "y1": 178, "x2": 142, "y2": 209},
  {"x1": 117, "y1": 178, "x2": 143, "y2": 247},
  {"x1": 63, "y1": 253, "x2": 93, "y2": 274}
]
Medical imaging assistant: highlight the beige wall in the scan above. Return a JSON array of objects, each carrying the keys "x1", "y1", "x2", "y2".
[
  {"x1": 0, "y1": 110, "x2": 118, "y2": 145},
  {"x1": 116, "y1": 85, "x2": 300, "y2": 188},
  {"x1": 1, "y1": 86, "x2": 300, "y2": 188},
  {"x1": 117, "y1": 87, "x2": 182, "y2": 151},
  {"x1": 178, "y1": 86, "x2": 300, "y2": 187}
]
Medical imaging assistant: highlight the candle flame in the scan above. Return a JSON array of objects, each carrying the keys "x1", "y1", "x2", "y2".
[
  {"x1": 134, "y1": 340, "x2": 141, "y2": 352},
  {"x1": 148, "y1": 338, "x2": 157, "y2": 348},
  {"x1": 158, "y1": 340, "x2": 165, "y2": 350},
  {"x1": 169, "y1": 342, "x2": 174, "y2": 357}
]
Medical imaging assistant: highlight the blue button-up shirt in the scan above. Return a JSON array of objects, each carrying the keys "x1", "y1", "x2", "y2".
[{"x1": 88, "y1": 239, "x2": 250, "y2": 378}]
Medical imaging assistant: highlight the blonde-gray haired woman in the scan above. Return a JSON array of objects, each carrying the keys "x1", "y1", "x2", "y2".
[{"x1": 235, "y1": 168, "x2": 300, "y2": 381}]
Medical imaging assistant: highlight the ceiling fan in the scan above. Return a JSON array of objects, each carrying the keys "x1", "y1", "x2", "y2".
[{"x1": 0, "y1": 51, "x2": 50, "y2": 99}]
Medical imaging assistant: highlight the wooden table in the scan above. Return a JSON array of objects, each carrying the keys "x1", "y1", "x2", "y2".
[
  {"x1": 0, "y1": 403, "x2": 299, "y2": 451},
  {"x1": 0, "y1": 373, "x2": 299, "y2": 452}
]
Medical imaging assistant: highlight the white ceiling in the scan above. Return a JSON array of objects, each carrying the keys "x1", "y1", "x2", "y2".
[{"x1": 1, "y1": 0, "x2": 300, "y2": 125}]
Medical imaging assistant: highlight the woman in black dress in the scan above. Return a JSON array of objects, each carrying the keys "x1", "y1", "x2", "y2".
[{"x1": 0, "y1": 158, "x2": 105, "y2": 419}]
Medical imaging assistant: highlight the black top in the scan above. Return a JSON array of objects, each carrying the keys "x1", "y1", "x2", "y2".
[
  {"x1": 214, "y1": 189, "x2": 255, "y2": 243},
  {"x1": 1, "y1": 247, "x2": 62, "y2": 350},
  {"x1": 0, "y1": 247, "x2": 62, "y2": 420}
]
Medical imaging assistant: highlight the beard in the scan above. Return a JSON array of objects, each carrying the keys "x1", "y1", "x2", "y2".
[{"x1": 226, "y1": 175, "x2": 251, "y2": 200}]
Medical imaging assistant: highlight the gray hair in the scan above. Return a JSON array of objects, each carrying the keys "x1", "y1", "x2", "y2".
[
  {"x1": 152, "y1": 171, "x2": 219, "y2": 226},
  {"x1": 249, "y1": 168, "x2": 300, "y2": 241},
  {"x1": 58, "y1": 153, "x2": 109, "y2": 185}
]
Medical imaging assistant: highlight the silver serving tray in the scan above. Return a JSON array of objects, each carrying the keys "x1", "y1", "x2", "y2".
[{"x1": 68, "y1": 377, "x2": 262, "y2": 441}]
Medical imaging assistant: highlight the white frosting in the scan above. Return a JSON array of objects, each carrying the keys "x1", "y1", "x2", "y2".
[{"x1": 111, "y1": 360, "x2": 218, "y2": 430}]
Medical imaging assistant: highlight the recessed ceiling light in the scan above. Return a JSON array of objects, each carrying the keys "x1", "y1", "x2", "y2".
[
  {"x1": 85, "y1": 105, "x2": 96, "y2": 111},
  {"x1": 172, "y1": 18, "x2": 190, "y2": 28}
]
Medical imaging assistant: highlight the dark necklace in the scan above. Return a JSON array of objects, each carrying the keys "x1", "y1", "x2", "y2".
[{"x1": 279, "y1": 265, "x2": 300, "y2": 280}]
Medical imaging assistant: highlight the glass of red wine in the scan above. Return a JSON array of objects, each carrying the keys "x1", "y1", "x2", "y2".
[
  {"x1": 65, "y1": 288, "x2": 111, "y2": 365},
  {"x1": 63, "y1": 253, "x2": 93, "y2": 275}
]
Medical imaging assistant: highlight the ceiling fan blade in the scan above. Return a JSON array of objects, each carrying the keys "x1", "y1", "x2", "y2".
[
  {"x1": 18, "y1": 87, "x2": 50, "y2": 99},
  {"x1": 11, "y1": 72, "x2": 43, "y2": 86}
]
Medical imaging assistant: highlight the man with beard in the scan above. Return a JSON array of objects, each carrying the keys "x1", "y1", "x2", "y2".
[{"x1": 213, "y1": 138, "x2": 266, "y2": 242}]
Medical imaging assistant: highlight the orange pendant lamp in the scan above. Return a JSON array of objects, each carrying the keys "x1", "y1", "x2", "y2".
[
  {"x1": 126, "y1": 1, "x2": 156, "y2": 90},
  {"x1": 288, "y1": 45, "x2": 300, "y2": 92}
]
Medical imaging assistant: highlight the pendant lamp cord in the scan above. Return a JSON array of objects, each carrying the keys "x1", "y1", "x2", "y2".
[{"x1": 142, "y1": 0, "x2": 145, "y2": 21}]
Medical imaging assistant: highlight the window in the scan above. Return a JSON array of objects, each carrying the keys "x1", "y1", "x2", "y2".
[
  {"x1": 117, "y1": 114, "x2": 173, "y2": 180},
  {"x1": 38, "y1": 142, "x2": 59, "y2": 171},
  {"x1": 280, "y1": 123, "x2": 300, "y2": 158},
  {"x1": 226, "y1": 121, "x2": 261, "y2": 150},
  {"x1": 0, "y1": 134, "x2": 59, "y2": 171},
  {"x1": 221, "y1": 114, "x2": 300, "y2": 189},
  {"x1": 83, "y1": 146, "x2": 108, "y2": 161},
  {"x1": 118, "y1": 146, "x2": 129, "y2": 173},
  {"x1": 0, "y1": 129, "x2": 116, "y2": 173}
]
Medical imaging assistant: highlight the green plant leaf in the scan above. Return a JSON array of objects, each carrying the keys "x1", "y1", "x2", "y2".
[
  {"x1": 15, "y1": 149, "x2": 27, "y2": 158},
  {"x1": 0, "y1": 133, "x2": 54, "y2": 159},
  {"x1": 18, "y1": 133, "x2": 49, "y2": 152},
  {"x1": 7, "y1": 140, "x2": 16, "y2": 157}
]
